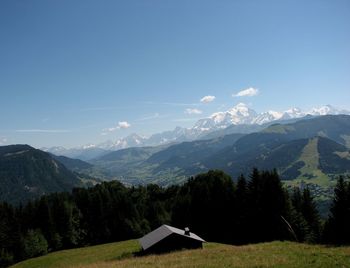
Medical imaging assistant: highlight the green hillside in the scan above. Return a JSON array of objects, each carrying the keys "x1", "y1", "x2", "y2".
[
  {"x1": 277, "y1": 137, "x2": 350, "y2": 204},
  {"x1": 11, "y1": 240, "x2": 350, "y2": 268}
]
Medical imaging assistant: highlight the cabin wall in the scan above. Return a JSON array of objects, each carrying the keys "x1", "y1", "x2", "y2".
[{"x1": 144, "y1": 233, "x2": 203, "y2": 254}]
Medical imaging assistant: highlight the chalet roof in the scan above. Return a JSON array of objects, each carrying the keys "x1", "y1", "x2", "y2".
[{"x1": 139, "y1": 224, "x2": 205, "y2": 250}]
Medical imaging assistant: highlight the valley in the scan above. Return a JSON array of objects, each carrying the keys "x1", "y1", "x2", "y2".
[{"x1": 2, "y1": 114, "x2": 349, "y2": 208}]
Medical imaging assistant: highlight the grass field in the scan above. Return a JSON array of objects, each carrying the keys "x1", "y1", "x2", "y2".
[{"x1": 11, "y1": 240, "x2": 350, "y2": 268}]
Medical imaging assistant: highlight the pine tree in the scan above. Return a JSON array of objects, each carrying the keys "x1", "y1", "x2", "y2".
[
  {"x1": 290, "y1": 188, "x2": 308, "y2": 242},
  {"x1": 323, "y1": 176, "x2": 350, "y2": 244},
  {"x1": 291, "y1": 187, "x2": 321, "y2": 243},
  {"x1": 234, "y1": 174, "x2": 248, "y2": 244},
  {"x1": 246, "y1": 169, "x2": 291, "y2": 242},
  {"x1": 301, "y1": 188, "x2": 321, "y2": 243},
  {"x1": 22, "y1": 229, "x2": 48, "y2": 258}
]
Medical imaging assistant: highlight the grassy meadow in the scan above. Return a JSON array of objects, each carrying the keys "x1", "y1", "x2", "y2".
[{"x1": 11, "y1": 240, "x2": 350, "y2": 268}]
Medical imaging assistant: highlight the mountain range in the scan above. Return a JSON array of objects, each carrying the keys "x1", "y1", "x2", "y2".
[
  {"x1": 88, "y1": 115, "x2": 350, "y2": 188},
  {"x1": 43, "y1": 104, "x2": 350, "y2": 160},
  {"x1": 1, "y1": 114, "x2": 350, "y2": 205}
]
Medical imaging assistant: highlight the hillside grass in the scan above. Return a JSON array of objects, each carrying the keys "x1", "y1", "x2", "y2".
[
  {"x1": 296, "y1": 137, "x2": 329, "y2": 185},
  {"x1": 11, "y1": 240, "x2": 139, "y2": 268},
  {"x1": 11, "y1": 240, "x2": 350, "y2": 268},
  {"x1": 262, "y1": 124, "x2": 295, "y2": 134},
  {"x1": 284, "y1": 137, "x2": 333, "y2": 193}
]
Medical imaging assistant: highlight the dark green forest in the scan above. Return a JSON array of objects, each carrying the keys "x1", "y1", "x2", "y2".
[{"x1": 1, "y1": 169, "x2": 350, "y2": 267}]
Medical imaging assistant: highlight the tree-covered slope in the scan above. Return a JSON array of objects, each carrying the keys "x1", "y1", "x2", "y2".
[
  {"x1": 50, "y1": 154, "x2": 93, "y2": 172},
  {"x1": 145, "y1": 133, "x2": 244, "y2": 167},
  {"x1": 0, "y1": 145, "x2": 82, "y2": 204}
]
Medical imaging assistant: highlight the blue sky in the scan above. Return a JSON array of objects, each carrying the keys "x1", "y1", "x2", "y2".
[{"x1": 1, "y1": 0, "x2": 349, "y2": 148}]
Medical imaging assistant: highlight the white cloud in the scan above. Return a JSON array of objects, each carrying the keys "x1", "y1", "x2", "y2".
[
  {"x1": 118, "y1": 121, "x2": 131, "y2": 129},
  {"x1": 0, "y1": 137, "x2": 7, "y2": 145},
  {"x1": 185, "y1": 108, "x2": 203, "y2": 115},
  {"x1": 105, "y1": 121, "x2": 131, "y2": 133},
  {"x1": 233, "y1": 87, "x2": 259, "y2": 97},
  {"x1": 200, "y1": 95, "x2": 216, "y2": 103}
]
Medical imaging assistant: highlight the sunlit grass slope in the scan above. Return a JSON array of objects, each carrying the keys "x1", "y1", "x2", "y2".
[
  {"x1": 12, "y1": 240, "x2": 350, "y2": 268},
  {"x1": 11, "y1": 240, "x2": 139, "y2": 268}
]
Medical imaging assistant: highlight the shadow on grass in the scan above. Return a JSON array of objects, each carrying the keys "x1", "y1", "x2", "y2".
[
  {"x1": 107, "y1": 248, "x2": 144, "y2": 262},
  {"x1": 108, "y1": 245, "x2": 207, "y2": 263}
]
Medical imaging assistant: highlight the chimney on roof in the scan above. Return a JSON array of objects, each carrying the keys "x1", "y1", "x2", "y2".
[{"x1": 184, "y1": 227, "x2": 190, "y2": 236}]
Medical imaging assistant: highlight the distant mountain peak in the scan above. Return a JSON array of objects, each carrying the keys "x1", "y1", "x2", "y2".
[
  {"x1": 193, "y1": 104, "x2": 350, "y2": 135},
  {"x1": 196, "y1": 103, "x2": 257, "y2": 129},
  {"x1": 252, "y1": 110, "x2": 283, "y2": 125},
  {"x1": 44, "y1": 104, "x2": 350, "y2": 157},
  {"x1": 308, "y1": 105, "x2": 341, "y2": 116},
  {"x1": 82, "y1": 144, "x2": 96, "y2": 149}
]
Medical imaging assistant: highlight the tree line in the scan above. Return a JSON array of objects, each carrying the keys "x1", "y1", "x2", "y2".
[{"x1": 1, "y1": 169, "x2": 349, "y2": 267}]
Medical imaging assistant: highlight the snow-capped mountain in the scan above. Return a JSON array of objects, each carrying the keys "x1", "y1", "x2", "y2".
[
  {"x1": 145, "y1": 127, "x2": 189, "y2": 145},
  {"x1": 194, "y1": 104, "x2": 349, "y2": 130},
  {"x1": 308, "y1": 105, "x2": 349, "y2": 116},
  {"x1": 194, "y1": 103, "x2": 258, "y2": 130},
  {"x1": 98, "y1": 134, "x2": 147, "y2": 150},
  {"x1": 97, "y1": 104, "x2": 347, "y2": 152},
  {"x1": 44, "y1": 104, "x2": 350, "y2": 159},
  {"x1": 281, "y1": 108, "x2": 305, "y2": 120},
  {"x1": 252, "y1": 111, "x2": 283, "y2": 125}
]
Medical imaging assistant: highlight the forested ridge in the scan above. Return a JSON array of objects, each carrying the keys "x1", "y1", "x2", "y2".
[{"x1": 1, "y1": 169, "x2": 350, "y2": 267}]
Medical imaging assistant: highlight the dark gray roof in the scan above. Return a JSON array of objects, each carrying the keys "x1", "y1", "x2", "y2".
[{"x1": 139, "y1": 224, "x2": 205, "y2": 250}]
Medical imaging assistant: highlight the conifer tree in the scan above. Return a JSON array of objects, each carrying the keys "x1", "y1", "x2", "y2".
[
  {"x1": 290, "y1": 188, "x2": 308, "y2": 242},
  {"x1": 323, "y1": 176, "x2": 350, "y2": 244},
  {"x1": 22, "y1": 229, "x2": 48, "y2": 258},
  {"x1": 301, "y1": 188, "x2": 321, "y2": 243}
]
